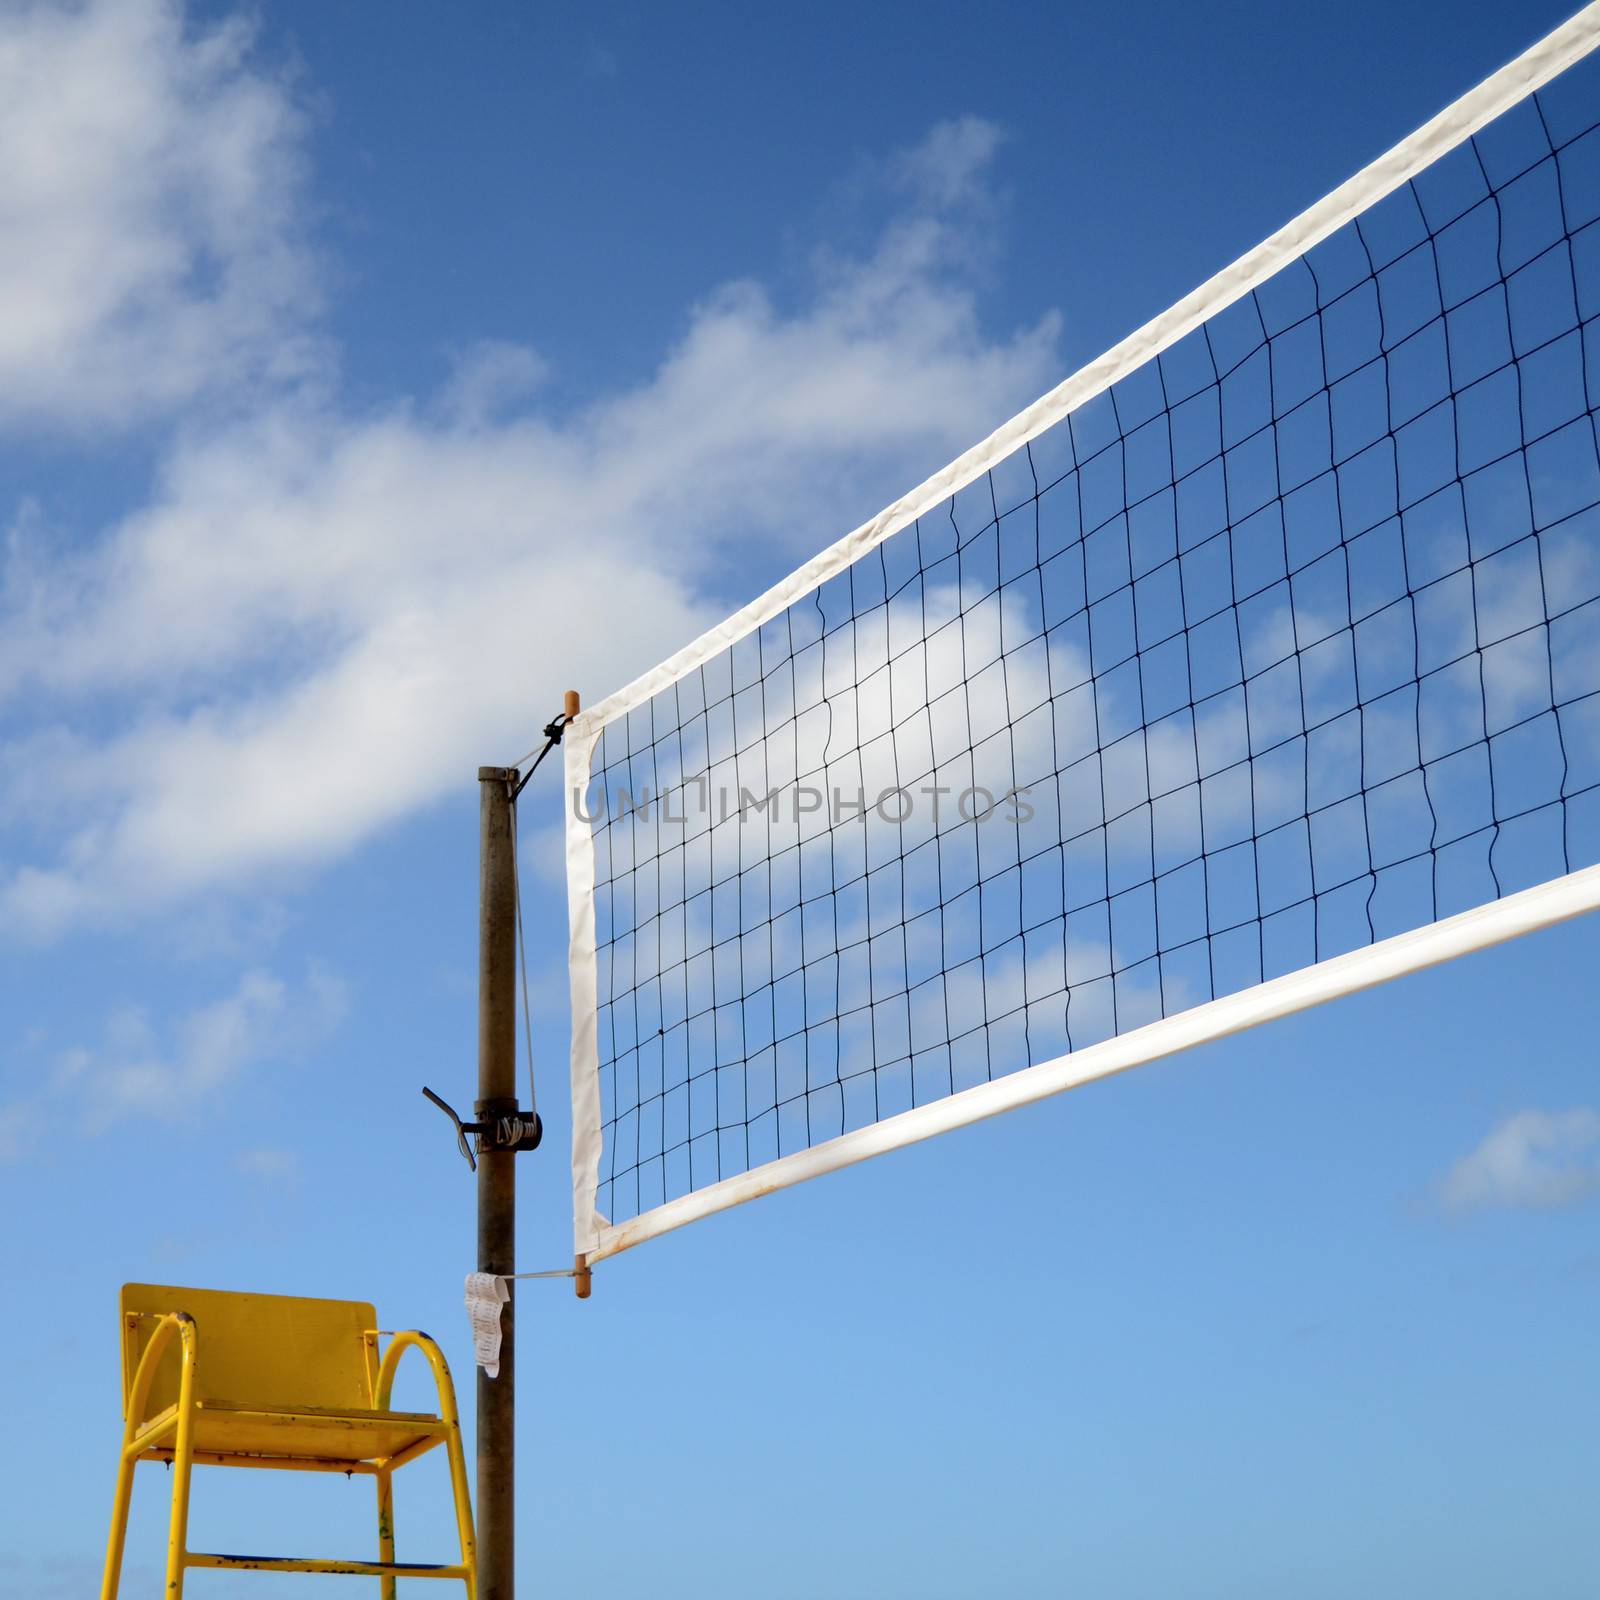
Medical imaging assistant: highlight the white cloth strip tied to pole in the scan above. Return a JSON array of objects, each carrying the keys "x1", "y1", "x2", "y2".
[
  {"x1": 464, "y1": 1267, "x2": 582, "y2": 1375},
  {"x1": 464, "y1": 1272, "x2": 510, "y2": 1379}
]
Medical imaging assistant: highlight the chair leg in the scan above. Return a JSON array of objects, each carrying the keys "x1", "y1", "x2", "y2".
[
  {"x1": 442, "y1": 1424, "x2": 478, "y2": 1598},
  {"x1": 373, "y1": 1332, "x2": 479, "y2": 1594},
  {"x1": 99, "y1": 1446, "x2": 137, "y2": 1600},
  {"x1": 164, "y1": 1398, "x2": 198, "y2": 1597},
  {"x1": 376, "y1": 1468, "x2": 396, "y2": 1600}
]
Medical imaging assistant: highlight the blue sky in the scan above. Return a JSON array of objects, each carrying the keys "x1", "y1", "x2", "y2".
[{"x1": 1, "y1": 1, "x2": 1597, "y2": 1595}]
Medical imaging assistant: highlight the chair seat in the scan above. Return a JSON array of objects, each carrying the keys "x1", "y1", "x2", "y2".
[{"x1": 139, "y1": 1398, "x2": 445, "y2": 1465}]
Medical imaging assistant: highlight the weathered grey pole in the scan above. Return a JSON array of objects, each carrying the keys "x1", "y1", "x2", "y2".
[{"x1": 477, "y1": 765, "x2": 519, "y2": 1600}]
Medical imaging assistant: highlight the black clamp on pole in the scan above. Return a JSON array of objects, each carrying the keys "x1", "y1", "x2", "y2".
[{"x1": 421, "y1": 1086, "x2": 542, "y2": 1173}]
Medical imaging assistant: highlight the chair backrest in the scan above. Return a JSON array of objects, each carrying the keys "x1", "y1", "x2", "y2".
[{"x1": 120, "y1": 1283, "x2": 379, "y2": 1419}]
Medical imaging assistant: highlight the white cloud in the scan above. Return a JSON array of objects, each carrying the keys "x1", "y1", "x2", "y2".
[
  {"x1": 0, "y1": 965, "x2": 345, "y2": 1156},
  {"x1": 235, "y1": 1144, "x2": 300, "y2": 1184},
  {"x1": 582, "y1": 39, "x2": 618, "y2": 81},
  {"x1": 0, "y1": 0, "x2": 317, "y2": 431},
  {"x1": 439, "y1": 340, "x2": 551, "y2": 425},
  {"x1": 1439, "y1": 1108, "x2": 1600, "y2": 1213},
  {"x1": 0, "y1": 4, "x2": 1063, "y2": 939},
  {"x1": 890, "y1": 114, "x2": 1007, "y2": 212}
]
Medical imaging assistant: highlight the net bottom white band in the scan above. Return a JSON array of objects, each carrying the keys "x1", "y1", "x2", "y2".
[{"x1": 580, "y1": 861, "x2": 1600, "y2": 1263}]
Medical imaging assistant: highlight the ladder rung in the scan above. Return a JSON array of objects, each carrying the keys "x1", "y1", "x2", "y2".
[{"x1": 186, "y1": 1550, "x2": 469, "y2": 1578}]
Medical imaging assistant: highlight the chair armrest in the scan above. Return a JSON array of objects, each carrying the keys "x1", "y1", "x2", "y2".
[
  {"x1": 124, "y1": 1311, "x2": 197, "y2": 1437},
  {"x1": 374, "y1": 1330, "x2": 465, "y2": 1432}
]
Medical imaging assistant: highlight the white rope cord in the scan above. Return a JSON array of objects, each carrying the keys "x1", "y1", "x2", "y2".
[{"x1": 509, "y1": 738, "x2": 544, "y2": 771}]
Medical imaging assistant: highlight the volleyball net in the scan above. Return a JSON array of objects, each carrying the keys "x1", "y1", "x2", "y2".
[{"x1": 565, "y1": 5, "x2": 1600, "y2": 1266}]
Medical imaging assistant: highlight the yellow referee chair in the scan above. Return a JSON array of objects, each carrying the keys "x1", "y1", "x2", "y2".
[{"x1": 101, "y1": 1283, "x2": 477, "y2": 1597}]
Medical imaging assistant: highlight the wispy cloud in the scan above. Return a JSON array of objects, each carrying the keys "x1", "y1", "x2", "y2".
[
  {"x1": 582, "y1": 38, "x2": 618, "y2": 81},
  {"x1": 890, "y1": 115, "x2": 1007, "y2": 212},
  {"x1": 1439, "y1": 1108, "x2": 1600, "y2": 1214},
  {"x1": 0, "y1": 0, "x2": 1062, "y2": 941},
  {"x1": 234, "y1": 1144, "x2": 301, "y2": 1186},
  {"x1": 0, "y1": 966, "x2": 346, "y2": 1157},
  {"x1": 0, "y1": 0, "x2": 318, "y2": 432}
]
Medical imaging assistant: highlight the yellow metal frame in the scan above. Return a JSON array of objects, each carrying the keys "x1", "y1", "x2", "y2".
[{"x1": 100, "y1": 1301, "x2": 477, "y2": 1597}]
